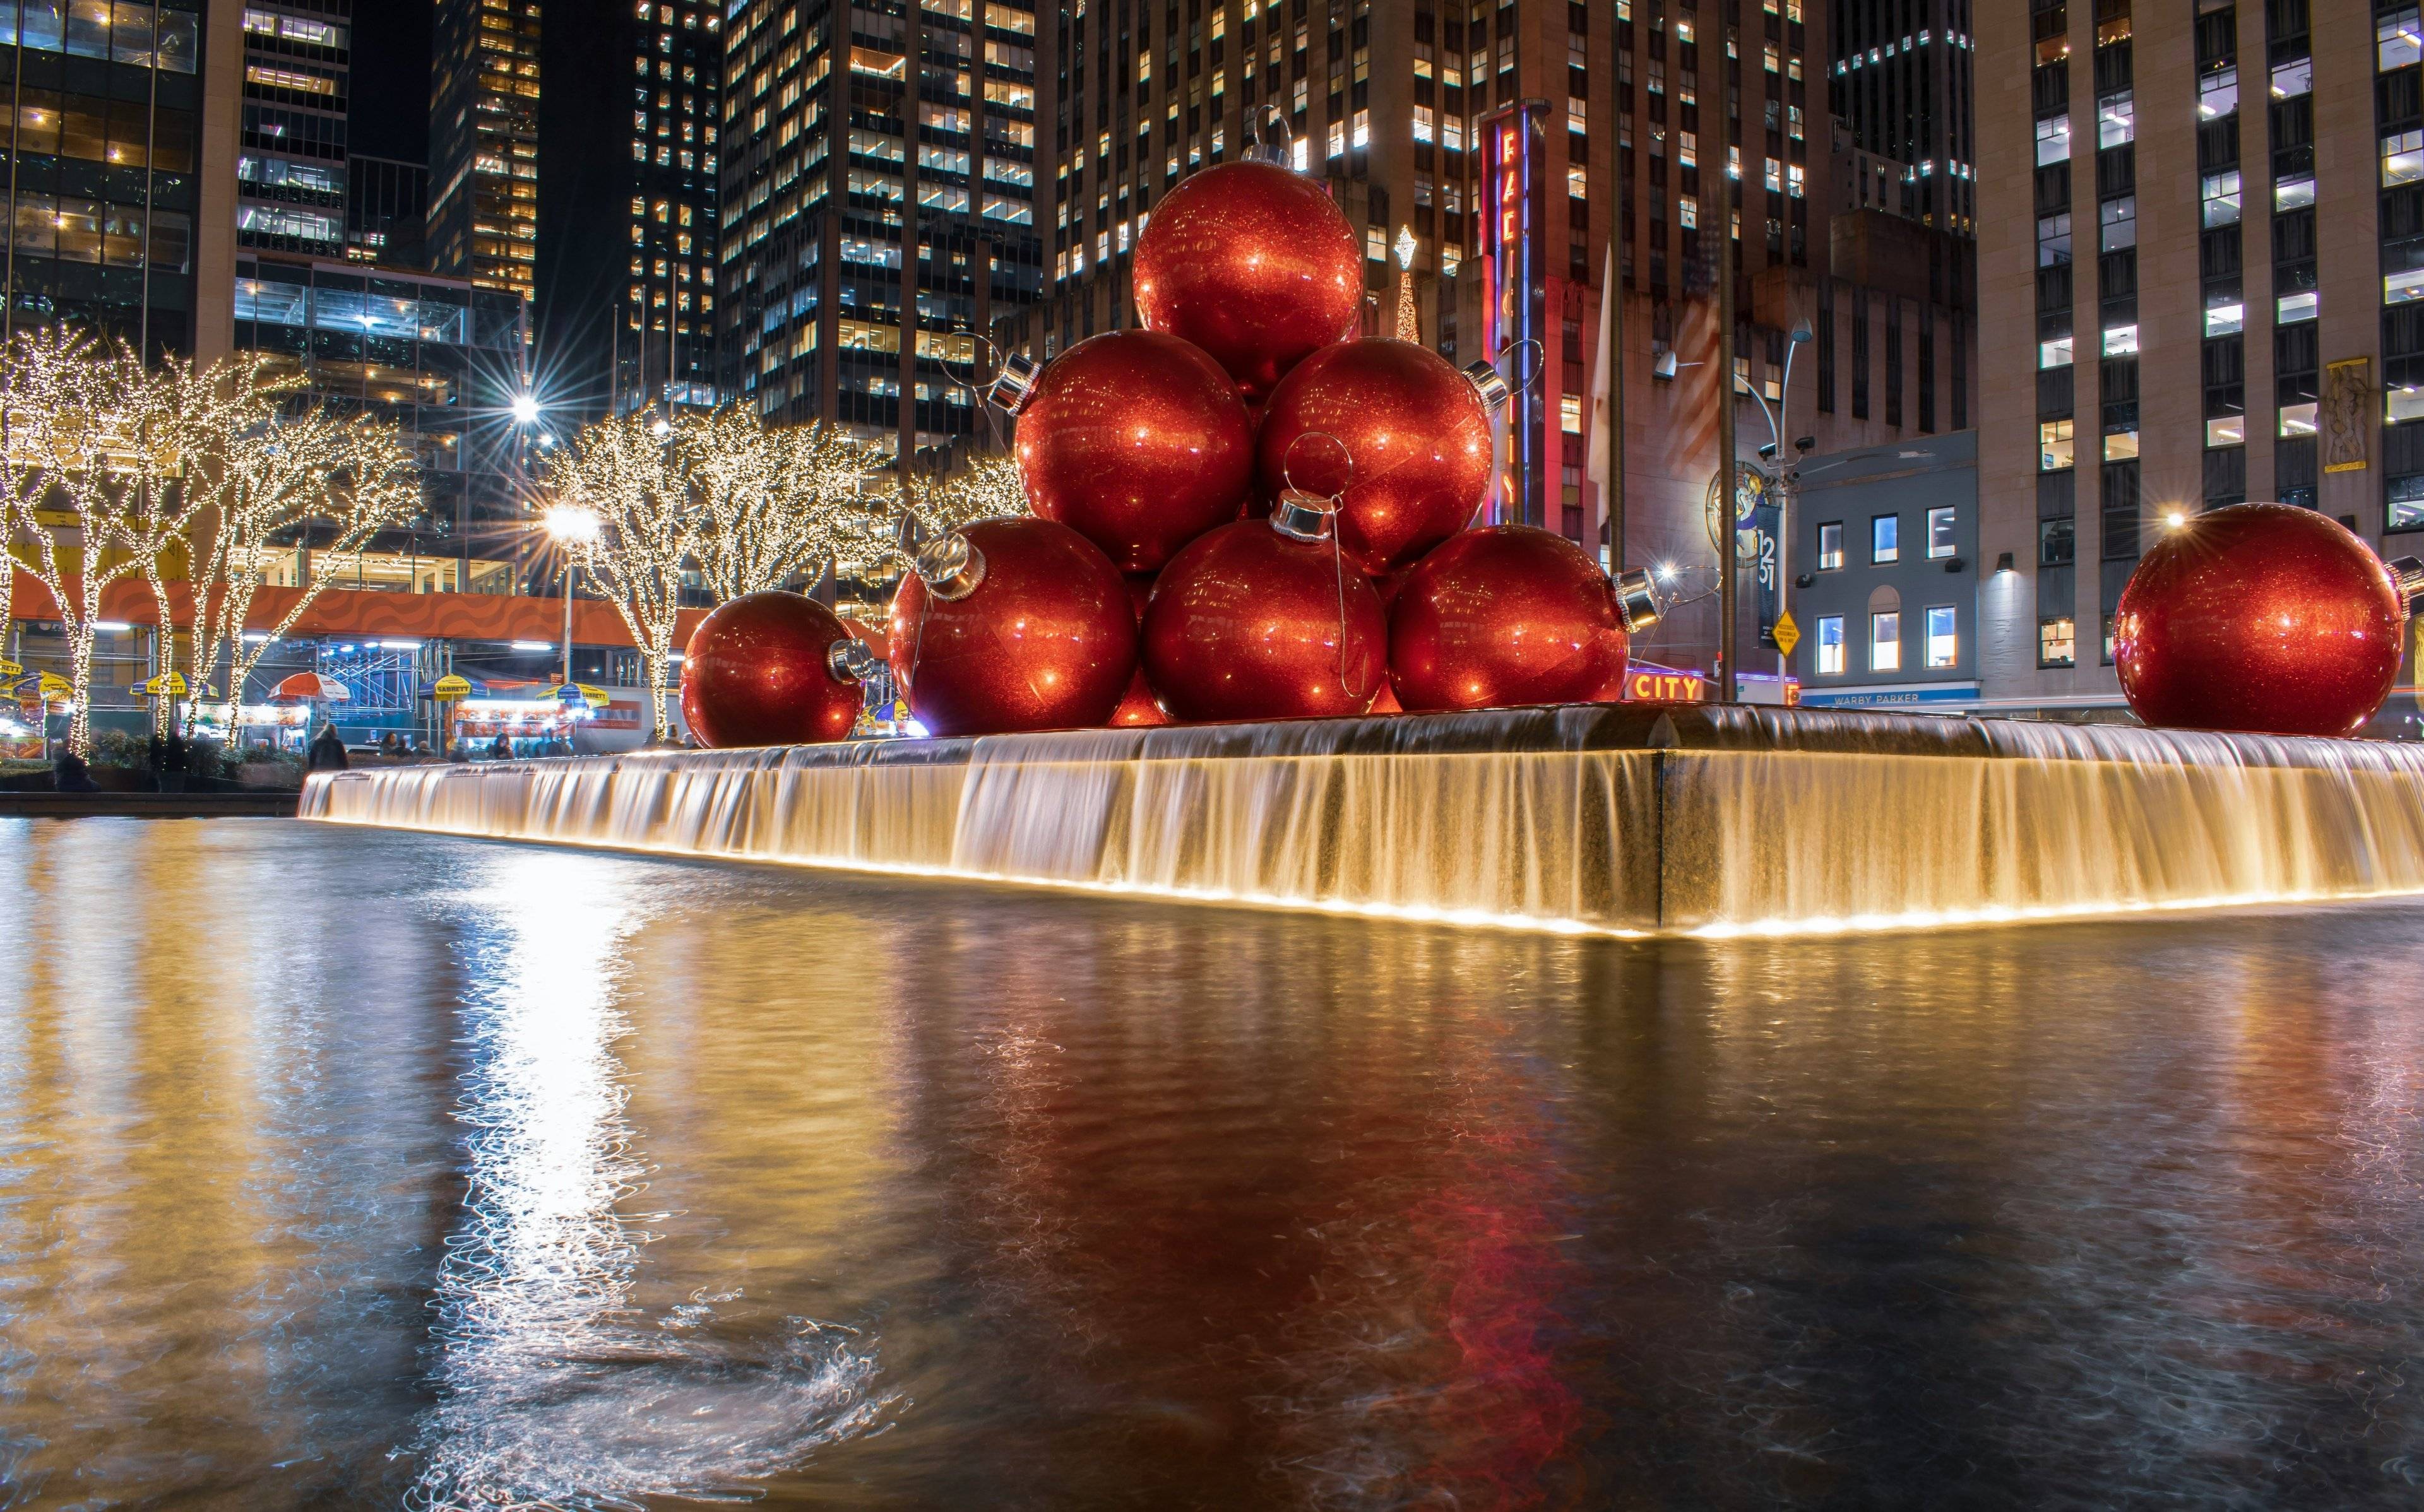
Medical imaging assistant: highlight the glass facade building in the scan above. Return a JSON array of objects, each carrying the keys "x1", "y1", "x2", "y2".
[
  {"x1": 717, "y1": 0, "x2": 1045, "y2": 459},
  {"x1": 237, "y1": 1, "x2": 348, "y2": 259},
  {"x1": 429, "y1": 0, "x2": 538, "y2": 311},
  {"x1": 0, "y1": 0, "x2": 205, "y2": 360},
  {"x1": 234, "y1": 255, "x2": 536, "y2": 593}
]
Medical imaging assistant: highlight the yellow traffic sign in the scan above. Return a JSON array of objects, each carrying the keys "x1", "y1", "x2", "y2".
[{"x1": 1773, "y1": 611, "x2": 1802, "y2": 658}]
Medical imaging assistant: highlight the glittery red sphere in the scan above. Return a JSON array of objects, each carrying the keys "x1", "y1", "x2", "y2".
[
  {"x1": 1014, "y1": 330, "x2": 1254, "y2": 570},
  {"x1": 886, "y1": 517, "x2": 1138, "y2": 736},
  {"x1": 1108, "y1": 572, "x2": 1172, "y2": 726},
  {"x1": 1132, "y1": 162, "x2": 1363, "y2": 404},
  {"x1": 1389, "y1": 526, "x2": 1631, "y2": 712},
  {"x1": 679, "y1": 591, "x2": 865, "y2": 748},
  {"x1": 2115, "y1": 502, "x2": 2409, "y2": 737},
  {"x1": 1256, "y1": 339, "x2": 1494, "y2": 576},
  {"x1": 1140, "y1": 520, "x2": 1388, "y2": 722}
]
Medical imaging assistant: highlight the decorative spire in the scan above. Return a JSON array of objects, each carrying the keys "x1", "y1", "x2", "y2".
[{"x1": 1393, "y1": 225, "x2": 1419, "y2": 343}]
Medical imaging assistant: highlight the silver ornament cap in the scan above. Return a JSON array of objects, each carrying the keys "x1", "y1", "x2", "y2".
[
  {"x1": 1270, "y1": 486, "x2": 1339, "y2": 543},
  {"x1": 987, "y1": 352, "x2": 1043, "y2": 415},
  {"x1": 2390, "y1": 555, "x2": 2424, "y2": 610},
  {"x1": 1614, "y1": 566, "x2": 1668, "y2": 632},
  {"x1": 913, "y1": 531, "x2": 988, "y2": 599},
  {"x1": 1462, "y1": 358, "x2": 1512, "y2": 418},
  {"x1": 826, "y1": 637, "x2": 881, "y2": 682}
]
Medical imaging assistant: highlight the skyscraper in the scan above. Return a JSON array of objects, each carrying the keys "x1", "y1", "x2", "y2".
[
  {"x1": 236, "y1": 1, "x2": 350, "y2": 260},
  {"x1": 537, "y1": 0, "x2": 723, "y2": 420},
  {"x1": 345, "y1": 155, "x2": 428, "y2": 269},
  {"x1": 1971, "y1": 0, "x2": 2423, "y2": 719},
  {"x1": 715, "y1": 0, "x2": 1046, "y2": 462},
  {"x1": 1002, "y1": 0, "x2": 1971, "y2": 675},
  {"x1": 0, "y1": 0, "x2": 220, "y2": 362},
  {"x1": 429, "y1": 0, "x2": 539, "y2": 310}
]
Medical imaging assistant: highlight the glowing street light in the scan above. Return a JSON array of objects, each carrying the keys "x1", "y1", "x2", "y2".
[
  {"x1": 2165, "y1": 510, "x2": 2187, "y2": 529},
  {"x1": 543, "y1": 505, "x2": 601, "y2": 691},
  {"x1": 509, "y1": 392, "x2": 542, "y2": 427}
]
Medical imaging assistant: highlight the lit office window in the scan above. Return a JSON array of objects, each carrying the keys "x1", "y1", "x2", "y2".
[
  {"x1": 1925, "y1": 606, "x2": 1958, "y2": 668},
  {"x1": 1817, "y1": 521, "x2": 1843, "y2": 570},
  {"x1": 1926, "y1": 506, "x2": 1956, "y2": 558},
  {"x1": 1870, "y1": 611, "x2": 1901, "y2": 671},
  {"x1": 1872, "y1": 514, "x2": 1899, "y2": 564},
  {"x1": 2039, "y1": 617, "x2": 2076, "y2": 666},
  {"x1": 1815, "y1": 615, "x2": 1845, "y2": 675}
]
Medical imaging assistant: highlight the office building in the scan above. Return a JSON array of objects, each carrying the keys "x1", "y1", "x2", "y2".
[
  {"x1": 537, "y1": 0, "x2": 723, "y2": 420},
  {"x1": 0, "y1": 0, "x2": 221, "y2": 362},
  {"x1": 715, "y1": 0, "x2": 1047, "y2": 461},
  {"x1": 346, "y1": 155, "x2": 428, "y2": 269},
  {"x1": 235, "y1": 1, "x2": 349, "y2": 259},
  {"x1": 233, "y1": 254, "x2": 535, "y2": 591},
  {"x1": 1000, "y1": 0, "x2": 1973, "y2": 675},
  {"x1": 429, "y1": 0, "x2": 540, "y2": 310},
  {"x1": 1974, "y1": 0, "x2": 2424, "y2": 718}
]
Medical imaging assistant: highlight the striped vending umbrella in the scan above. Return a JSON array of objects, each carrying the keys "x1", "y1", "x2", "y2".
[{"x1": 270, "y1": 671, "x2": 350, "y2": 702}]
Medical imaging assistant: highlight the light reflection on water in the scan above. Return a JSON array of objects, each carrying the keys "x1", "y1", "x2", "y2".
[
  {"x1": 2, "y1": 818, "x2": 2423, "y2": 1509},
  {"x1": 400, "y1": 848, "x2": 891, "y2": 1510}
]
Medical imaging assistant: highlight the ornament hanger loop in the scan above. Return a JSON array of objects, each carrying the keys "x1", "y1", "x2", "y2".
[
  {"x1": 1498, "y1": 337, "x2": 1548, "y2": 396},
  {"x1": 1247, "y1": 106, "x2": 1295, "y2": 167},
  {"x1": 1279, "y1": 428, "x2": 1354, "y2": 502},
  {"x1": 937, "y1": 330, "x2": 1005, "y2": 399}
]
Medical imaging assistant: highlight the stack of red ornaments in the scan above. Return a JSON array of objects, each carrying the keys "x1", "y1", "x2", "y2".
[
  {"x1": 686, "y1": 155, "x2": 1668, "y2": 747},
  {"x1": 878, "y1": 157, "x2": 1669, "y2": 740}
]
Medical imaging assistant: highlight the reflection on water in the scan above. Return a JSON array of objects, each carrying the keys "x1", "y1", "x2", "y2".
[
  {"x1": 4, "y1": 818, "x2": 2424, "y2": 1509},
  {"x1": 401, "y1": 849, "x2": 890, "y2": 1510}
]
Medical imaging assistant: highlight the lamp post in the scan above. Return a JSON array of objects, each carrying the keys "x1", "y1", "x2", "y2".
[
  {"x1": 1742, "y1": 318, "x2": 1814, "y2": 684},
  {"x1": 543, "y1": 504, "x2": 600, "y2": 696}
]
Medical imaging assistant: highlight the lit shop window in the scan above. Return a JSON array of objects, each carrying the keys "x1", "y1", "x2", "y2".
[
  {"x1": 1870, "y1": 611, "x2": 1901, "y2": 671},
  {"x1": 1871, "y1": 514, "x2": 1899, "y2": 564},
  {"x1": 1925, "y1": 606, "x2": 1958, "y2": 668}
]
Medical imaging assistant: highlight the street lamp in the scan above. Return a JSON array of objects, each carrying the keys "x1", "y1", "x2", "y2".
[
  {"x1": 544, "y1": 505, "x2": 600, "y2": 693},
  {"x1": 509, "y1": 392, "x2": 542, "y2": 427},
  {"x1": 1739, "y1": 318, "x2": 1815, "y2": 685}
]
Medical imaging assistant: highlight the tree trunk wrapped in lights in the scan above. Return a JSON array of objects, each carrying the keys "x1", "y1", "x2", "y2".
[
  {"x1": 544, "y1": 415, "x2": 703, "y2": 744},
  {"x1": 177, "y1": 402, "x2": 419, "y2": 738},
  {"x1": 0, "y1": 331, "x2": 198, "y2": 755},
  {"x1": 679, "y1": 404, "x2": 892, "y2": 599}
]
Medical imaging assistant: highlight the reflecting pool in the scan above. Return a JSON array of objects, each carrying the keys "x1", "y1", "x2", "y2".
[{"x1": 3, "y1": 818, "x2": 2423, "y2": 1509}]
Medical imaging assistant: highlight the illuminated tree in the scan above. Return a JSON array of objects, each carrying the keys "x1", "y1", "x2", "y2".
[
  {"x1": 890, "y1": 451, "x2": 1028, "y2": 569},
  {"x1": 679, "y1": 404, "x2": 891, "y2": 599},
  {"x1": 177, "y1": 399, "x2": 420, "y2": 740},
  {"x1": 0, "y1": 330, "x2": 194, "y2": 755},
  {"x1": 544, "y1": 415, "x2": 701, "y2": 743}
]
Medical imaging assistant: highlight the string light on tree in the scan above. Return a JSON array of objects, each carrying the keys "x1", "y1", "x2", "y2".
[{"x1": 1394, "y1": 225, "x2": 1419, "y2": 343}]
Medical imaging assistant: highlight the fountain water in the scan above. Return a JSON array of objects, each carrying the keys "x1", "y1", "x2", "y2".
[{"x1": 303, "y1": 706, "x2": 2424, "y2": 935}]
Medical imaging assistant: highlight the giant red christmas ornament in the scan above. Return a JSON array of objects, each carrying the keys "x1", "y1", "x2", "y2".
[
  {"x1": 990, "y1": 329, "x2": 1253, "y2": 570},
  {"x1": 2115, "y1": 501, "x2": 2424, "y2": 736},
  {"x1": 1132, "y1": 161, "x2": 1363, "y2": 404},
  {"x1": 1140, "y1": 493, "x2": 1387, "y2": 722},
  {"x1": 680, "y1": 590, "x2": 872, "y2": 748},
  {"x1": 1256, "y1": 338, "x2": 1508, "y2": 576},
  {"x1": 1388, "y1": 526, "x2": 1670, "y2": 712},
  {"x1": 1110, "y1": 570, "x2": 1170, "y2": 726},
  {"x1": 886, "y1": 517, "x2": 1138, "y2": 736}
]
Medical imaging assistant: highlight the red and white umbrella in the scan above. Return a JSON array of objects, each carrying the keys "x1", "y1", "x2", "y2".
[{"x1": 270, "y1": 671, "x2": 350, "y2": 702}]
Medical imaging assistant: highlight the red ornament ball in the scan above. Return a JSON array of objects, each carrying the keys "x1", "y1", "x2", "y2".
[
  {"x1": 680, "y1": 591, "x2": 867, "y2": 748},
  {"x1": 1388, "y1": 526, "x2": 1632, "y2": 712},
  {"x1": 1140, "y1": 519, "x2": 1388, "y2": 722},
  {"x1": 2115, "y1": 502, "x2": 2411, "y2": 737},
  {"x1": 1132, "y1": 162, "x2": 1362, "y2": 405},
  {"x1": 1107, "y1": 572, "x2": 1170, "y2": 726},
  {"x1": 1256, "y1": 338, "x2": 1495, "y2": 576},
  {"x1": 887, "y1": 517, "x2": 1138, "y2": 737},
  {"x1": 1011, "y1": 330, "x2": 1254, "y2": 571}
]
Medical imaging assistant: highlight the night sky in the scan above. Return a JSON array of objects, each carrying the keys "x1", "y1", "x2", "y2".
[{"x1": 347, "y1": 0, "x2": 434, "y2": 163}]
